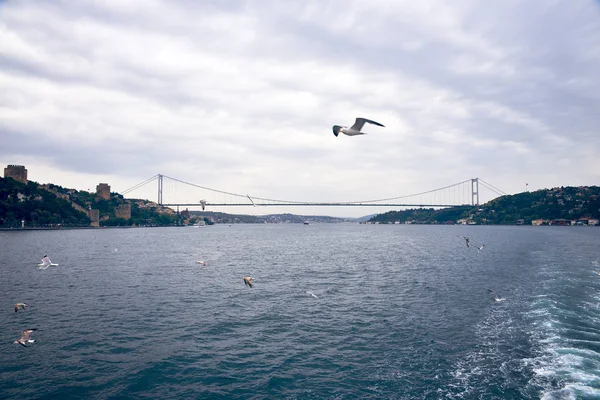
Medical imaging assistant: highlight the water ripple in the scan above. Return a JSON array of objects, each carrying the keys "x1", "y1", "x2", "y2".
[{"x1": 1, "y1": 225, "x2": 600, "y2": 399}]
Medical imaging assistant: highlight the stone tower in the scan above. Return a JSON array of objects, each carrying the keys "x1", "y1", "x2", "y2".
[
  {"x1": 116, "y1": 203, "x2": 131, "y2": 220},
  {"x1": 96, "y1": 183, "x2": 111, "y2": 200},
  {"x1": 3, "y1": 165, "x2": 28, "y2": 183}
]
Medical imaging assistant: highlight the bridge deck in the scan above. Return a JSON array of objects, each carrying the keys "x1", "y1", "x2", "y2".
[{"x1": 162, "y1": 203, "x2": 474, "y2": 207}]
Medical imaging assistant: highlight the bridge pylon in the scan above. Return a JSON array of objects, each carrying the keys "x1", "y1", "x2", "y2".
[
  {"x1": 158, "y1": 174, "x2": 163, "y2": 205},
  {"x1": 471, "y1": 178, "x2": 479, "y2": 206}
]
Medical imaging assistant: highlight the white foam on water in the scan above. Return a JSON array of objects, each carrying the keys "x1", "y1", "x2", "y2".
[
  {"x1": 541, "y1": 383, "x2": 600, "y2": 400},
  {"x1": 525, "y1": 282, "x2": 600, "y2": 399},
  {"x1": 444, "y1": 301, "x2": 519, "y2": 397}
]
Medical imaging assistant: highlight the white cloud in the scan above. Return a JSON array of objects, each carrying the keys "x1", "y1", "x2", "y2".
[{"x1": 1, "y1": 0, "x2": 600, "y2": 217}]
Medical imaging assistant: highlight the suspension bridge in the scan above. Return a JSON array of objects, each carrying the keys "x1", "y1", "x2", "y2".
[{"x1": 121, "y1": 175, "x2": 507, "y2": 210}]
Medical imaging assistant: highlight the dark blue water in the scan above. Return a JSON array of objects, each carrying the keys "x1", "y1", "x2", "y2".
[{"x1": 1, "y1": 224, "x2": 600, "y2": 399}]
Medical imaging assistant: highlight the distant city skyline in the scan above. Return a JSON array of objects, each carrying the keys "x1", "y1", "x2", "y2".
[{"x1": 1, "y1": 1, "x2": 599, "y2": 217}]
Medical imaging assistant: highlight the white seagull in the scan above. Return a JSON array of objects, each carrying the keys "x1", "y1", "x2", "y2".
[
  {"x1": 196, "y1": 260, "x2": 206, "y2": 266},
  {"x1": 488, "y1": 289, "x2": 505, "y2": 302},
  {"x1": 306, "y1": 291, "x2": 319, "y2": 299},
  {"x1": 14, "y1": 329, "x2": 37, "y2": 347},
  {"x1": 37, "y1": 255, "x2": 58, "y2": 269},
  {"x1": 332, "y1": 117, "x2": 385, "y2": 137}
]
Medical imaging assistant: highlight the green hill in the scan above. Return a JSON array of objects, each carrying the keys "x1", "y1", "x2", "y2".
[
  {"x1": 0, "y1": 177, "x2": 90, "y2": 227},
  {"x1": 0, "y1": 177, "x2": 177, "y2": 228},
  {"x1": 368, "y1": 186, "x2": 600, "y2": 225}
]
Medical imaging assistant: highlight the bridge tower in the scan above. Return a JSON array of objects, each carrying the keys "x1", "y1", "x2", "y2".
[
  {"x1": 158, "y1": 174, "x2": 163, "y2": 205},
  {"x1": 471, "y1": 178, "x2": 479, "y2": 206}
]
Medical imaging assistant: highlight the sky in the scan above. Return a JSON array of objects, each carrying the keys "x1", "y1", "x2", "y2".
[{"x1": 1, "y1": 0, "x2": 599, "y2": 218}]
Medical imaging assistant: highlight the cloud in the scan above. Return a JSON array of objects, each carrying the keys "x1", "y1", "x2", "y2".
[{"x1": 1, "y1": 0, "x2": 600, "y2": 217}]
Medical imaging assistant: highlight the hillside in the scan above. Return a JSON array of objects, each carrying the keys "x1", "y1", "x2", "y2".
[
  {"x1": 0, "y1": 177, "x2": 177, "y2": 228},
  {"x1": 368, "y1": 186, "x2": 600, "y2": 225},
  {"x1": 0, "y1": 177, "x2": 90, "y2": 227},
  {"x1": 45, "y1": 183, "x2": 177, "y2": 227},
  {"x1": 188, "y1": 211, "x2": 348, "y2": 224}
]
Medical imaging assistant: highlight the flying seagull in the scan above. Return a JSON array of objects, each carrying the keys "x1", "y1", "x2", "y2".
[
  {"x1": 14, "y1": 329, "x2": 37, "y2": 347},
  {"x1": 462, "y1": 236, "x2": 470, "y2": 248},
  {"x1": 476, "y1": 244, "x2": 485, "y2": 251},
  {"x1": 243, "y1": 276, "x2": 254, "y2": 288},
  {"x1": 37, "y1": 255, "x2": 58, "y2": 269},
  {"x1": 14, "y1": 303, "x2": 28, "y2": 312},
  {"x1": 306, "y1": 291, "x2": 319, "y2": 299},
  {"x1": 488, "y1": 289, "x2": 505, "y2": 302},
  {"x1": 196, "y1": 260, "x2": 206, "y2": 266},
  {"x1": 332, "y1": 117, "x2": 385, "y2": 137}
]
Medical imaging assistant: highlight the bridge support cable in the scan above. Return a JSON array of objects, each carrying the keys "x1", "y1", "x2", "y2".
[
  {"x1": 121, "y1": 174, "x2": 159, "y2": 196},
  {"x1": 157, "y1": 175, "x2": 478, "y2": 207},
  {"x1": 478, "y1": 179, "x2": 507, "y2": 196},
  {"x1": 119, "y1": 174, "x2": 505, "y2": 208},
  {"x1": 162, "y1": 175, "x2": 254, "y2": 205}
]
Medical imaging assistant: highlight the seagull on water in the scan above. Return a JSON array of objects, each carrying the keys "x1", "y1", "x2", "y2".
[
  {"x1": 332, "y1": 117, "x2": 385, "y2": 137},
  {"x1": 243, "y1": 276, "x2": 254, "y2": 288},
  {"x1": 196, "y1": 260, "x2": 206, "y2": 266},
  {"x1": 14, "y1": 329, "x2": 37, "y2": 347},
  {"x1": 488, "y1": 289, "x2": 505, "y2": 302},
  {"x1": 37, "y1": 255, "x2": 58, "y2": 269},
  {"x1": 14, "y1": 303, "x2": 28, "y2": 312},
  {"x1": 306, "y1": 291, "x2": 318, "y2": 299}
]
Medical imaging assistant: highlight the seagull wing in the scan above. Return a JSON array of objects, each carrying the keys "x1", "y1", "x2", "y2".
[
  {"x1": 351, "y1": 117, "x2": 385, "y2": 131},
  {"x1": 350, "y1": 118, "x2": 367, "y2": 132},
  {"x1": 21, "y1": 329, "x2": 36, "y2": 341}
]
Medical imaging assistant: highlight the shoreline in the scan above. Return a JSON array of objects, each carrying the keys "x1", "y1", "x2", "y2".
[{"x1": 0, "y1": 225, "x2": 184, "y2": 231}]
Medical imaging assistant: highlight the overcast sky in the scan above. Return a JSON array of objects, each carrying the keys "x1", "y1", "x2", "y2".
[{"x1": 1, "y1": 0, "x2": 599, "y2": 217}]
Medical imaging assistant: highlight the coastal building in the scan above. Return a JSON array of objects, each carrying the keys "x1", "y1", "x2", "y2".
[
  {"x1": 96, "y1": 183, "x2": 111, "y2": 200},
  {"x1": 116, "y1": 203, "x2": 131, "y2": 220},
  {"x1": 531, "y1": 219, "x2": 548, "y2": 226},
  {"x1": 3, "y1": 165, "x2": 28, "y2": 183}
]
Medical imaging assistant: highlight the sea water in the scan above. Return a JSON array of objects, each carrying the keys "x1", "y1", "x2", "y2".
[{"x1": 1, "y1": 224, "x2": 599, "y2": 399}]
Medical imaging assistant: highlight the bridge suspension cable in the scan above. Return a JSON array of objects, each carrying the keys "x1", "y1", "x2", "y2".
[
  {"x1": 121, "y1": 174, "x2": 503, "y2": 207},
  {"x1": 344, "y1": 179, "x2": 473, "y2": 204},
  {"x1": 121, "y1": 174, "x2": 159, "y2": 195},
  {"x1": 478, "y1": 179, "x2": 507, "y2": 196},
  {"x1": 161, "y1": 175, "x2": 475, "y2": 205}
]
